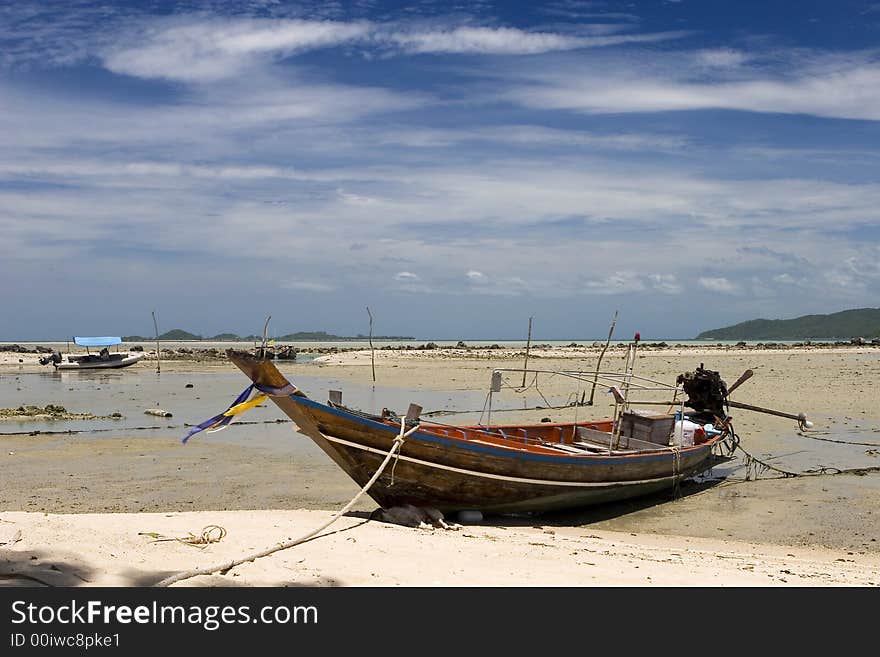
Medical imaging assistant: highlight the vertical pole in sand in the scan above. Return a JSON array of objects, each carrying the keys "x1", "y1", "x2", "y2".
[
  {"x1": 152, "y1": 310, "x2": 161, "y2": 374},
  {"x1": 261, "y1": 315, "x2": 271, "y2": 358},
  {"x1": 586, "y1": 310, "x2": 618, "y2": 405},
  {"x1": 366, "y1": 306, "x2": 376, "y2": 384},
  {"x1": 521, "y1": 316, "x2": 533, "y2": 388}
]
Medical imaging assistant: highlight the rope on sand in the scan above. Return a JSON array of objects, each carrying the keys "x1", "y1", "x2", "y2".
[
  {"x1": 734, "y1": 441, "x2": 880, "y2": 480},
  {"x1": 796, "y1": 431, "x2": 880, "y2": 448},
  {"x1": 140, "y1": 525, "x2": 227, "y2": 549},
  {"x1": 153, "y1": 418, "x2": 420, "y2": 587}
]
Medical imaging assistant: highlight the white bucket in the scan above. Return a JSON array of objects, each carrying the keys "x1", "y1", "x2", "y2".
[{"x1": 673, "y1": 420, "x2": 701, "y2": 447}]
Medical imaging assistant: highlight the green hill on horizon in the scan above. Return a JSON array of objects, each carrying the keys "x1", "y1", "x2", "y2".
[
  {"x1": 696, "y1": 307, "x2": 880, "y2": 340},
  {"x1": 123, "y1": 329, "x2": 202, "y2": 341},
  {"x1": 122, "y1": 328, "x2": 415, "y2": 342}
]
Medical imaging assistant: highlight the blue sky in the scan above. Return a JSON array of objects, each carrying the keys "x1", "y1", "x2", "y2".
[{"x1": 2, "y1": 1, "x2": 879, "y2": 340}]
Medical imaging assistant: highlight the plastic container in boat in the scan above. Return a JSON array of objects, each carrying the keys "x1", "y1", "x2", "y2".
[{"x1": 673, "y1": 420, "x2": 705, "y2": 447}]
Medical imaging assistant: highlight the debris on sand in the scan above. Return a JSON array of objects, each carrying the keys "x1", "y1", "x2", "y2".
[{"x1": 0, "y1": 405, "x2": 123, "y2": 421}]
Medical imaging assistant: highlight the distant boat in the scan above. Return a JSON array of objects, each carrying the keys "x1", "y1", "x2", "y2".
[
  {"x1": 40, "y1": 336, "x2": 144, "y2": 370},
  {"x1": 218, "y1": 349, "x2": 754, "y2": 515}
]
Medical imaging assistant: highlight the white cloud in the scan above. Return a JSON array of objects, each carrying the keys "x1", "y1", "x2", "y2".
[
  {"x1": 89, "y1": 15, "x2": 688, "y2": 83},
  {"x1": 394, "y1": 271, "x2": 420, "y2": 281},
  {"x1": 581, "y1": 271, "x2": 646, "y2": 295},
  {"x1": 698, "y1": 277, "x2": 740, "y2": 294},
  {"x1": 694, "y1": 48, "x2": 749, "y2": 68},
  {"x1": 648, "y1": 274, "x2": 682, "y2": 295},
  {"x1": 462, "y1": 276, "x2": 532, "y2": 297},
  {"x1": 773, "y1": 273, "x2": 797, "y2": 285},
  {"x1": 505, "y1": 52, "x2": 880, "y2": 121},
  {"x1": 279, "y1": 279, "x2": 336, "y2": 292},
  {"x1": 374, "y1": 125, "x2": 687, "y2": 151},
  {"x1": 383, "y1": 26, "x2": 685, "y2": 55},
  {"x1": 482, "y1": 125, "x2": 687, "y2": 151},
  {"x1": 102, "y1": 18, "x2": 370, "y2": 82},
  {"x1": 466, "y1": 270, "x2": 487, "y2": 282}
]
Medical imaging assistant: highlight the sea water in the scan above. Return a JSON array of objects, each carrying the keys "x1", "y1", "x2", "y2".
[{"x1": 0, "y1": 365, "x2": 489, "y2": 451}]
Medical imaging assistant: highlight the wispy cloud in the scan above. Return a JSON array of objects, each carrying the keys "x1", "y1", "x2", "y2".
[
  {"x1": 504, "y1": 50, "x2": 880, "y2": 120},
  {"x1": 280, "y1": 279, "x2": 337, "y2": 292},
  {"x1": 102, "y1": 18, "x2": 371, "y2": 82},
  {"x1": 381, "y1": 25, "x2": 685, "y2": 55},
  {"x1": 3, "y1": 9, "x2": 687, "y2": 82},
  {"x1": 648, "y1": 274, "x2": 683, "y2": 295},
  {"x1": 698, "y1": 277, "x2": 740, "y2": 295},
  {"x1": 581, "y1": 271, "x2": 646, "y2": 295},
  {"x1": 693, "y1": 48, "x2": 750, "y2": 69}
]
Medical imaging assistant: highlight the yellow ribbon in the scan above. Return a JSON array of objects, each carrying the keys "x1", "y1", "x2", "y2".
[{"x1": 222, "y1": 393, "x2": 268, "y2": 418}]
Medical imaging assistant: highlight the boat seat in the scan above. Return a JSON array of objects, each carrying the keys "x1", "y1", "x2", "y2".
[
  {"x1": 572, "y1": 441, "x2": 611, "y2": 453},
  {"x1": 573, "y1": 441, "x2": 639, "y2": 455},
  {"x1": 541, "y1": 442, "x2": 590, "y2": 454}
]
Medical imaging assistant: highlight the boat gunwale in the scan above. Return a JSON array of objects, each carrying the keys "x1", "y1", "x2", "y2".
[{"x1": 291, "y1": 393, "x2": 722, "y2": 466}]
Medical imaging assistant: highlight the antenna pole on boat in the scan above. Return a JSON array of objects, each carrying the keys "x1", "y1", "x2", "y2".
[
  {"x1": 152, "y1": 311, "x2": 161, "y2": 374},
  {"x1": 586, "y1": 310, "x2": 617, "y2": 405},
  {"x1": 521, "y1": 316, "x2": 533, "y2": 387}
]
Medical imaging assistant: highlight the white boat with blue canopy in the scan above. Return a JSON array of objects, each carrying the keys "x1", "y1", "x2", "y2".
[{"x1": 40, "y1": 336, "x2": 144, "y2": 370}]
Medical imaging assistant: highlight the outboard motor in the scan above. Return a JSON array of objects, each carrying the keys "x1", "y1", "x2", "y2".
[
  {"x1": 676, "y1": 364, "x2": 728, "y2": 421},
  {"x1": 39, "y1": 351, "x2": 62, "y2": 366}
]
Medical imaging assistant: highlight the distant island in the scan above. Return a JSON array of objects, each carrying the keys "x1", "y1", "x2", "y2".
[
  {"x1": 122, "y1": 329, "x2": 415, "y2": 342},
  {"x1": 697, "y1": 307, "x2": 880, "y2": 340}
]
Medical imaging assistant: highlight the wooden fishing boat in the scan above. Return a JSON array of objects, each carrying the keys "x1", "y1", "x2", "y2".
[
  {"x1": 220, "y1": 349, "x2": 746, "y2": 515},
  {"x1": 39, "y1": 336, "x2": 144, "y2": 370}
]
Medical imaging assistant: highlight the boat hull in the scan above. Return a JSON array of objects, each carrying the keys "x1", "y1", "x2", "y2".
[
  {"x1": 289, "y1": 397, "x2": 716, "y2": 513},
  {"x1": 55, "y1": 353, "x2": 144, "y2": 370},
  {"x1": 227, "y1": 351, "x2": 723, "y2": 514}
]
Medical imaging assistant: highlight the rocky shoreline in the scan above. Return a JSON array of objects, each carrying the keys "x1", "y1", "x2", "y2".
[{"x1": 2, "y1": 338, "x2": 879, "y2": 365}]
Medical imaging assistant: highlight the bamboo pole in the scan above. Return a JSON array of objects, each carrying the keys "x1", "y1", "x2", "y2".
[
  {"x1": 727, "y1": 399, "x2": 810, "y2": 424},
  {"x1": 586, "y1": 310, "x2": 617, "y2": 405},
  {"x1": 152, "y1": 311, "x2": 161, "y2": 374},
  {"x1": 366, "y1": 306, "x2": 376, "y2": 384},
  {"x1": 261, "y1": 315, "x2": 271, "y2": 358},
  {"x1": 521, "y1": 316, "x2": 533, "y2": 387}
]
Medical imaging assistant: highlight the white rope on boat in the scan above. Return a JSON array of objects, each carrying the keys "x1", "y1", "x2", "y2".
[{"x1": 154, "y1": 417, "x2": 421, "y2": 587}]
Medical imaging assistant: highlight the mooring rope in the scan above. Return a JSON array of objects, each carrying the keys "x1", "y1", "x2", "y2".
[
  {"x1": 731, "y1": 440, "x2": 880, "y2": 481},
  {"x1": 796, "y1": 431, "x2": 880, "y2": 448},
  {"x1": 671, "y1": 445, "x2": 682, "y2": 499},
  {"x1": 153, "y1": 417, "x2": 421, "y2": 587}
]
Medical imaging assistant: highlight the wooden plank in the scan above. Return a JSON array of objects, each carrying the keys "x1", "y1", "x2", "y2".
[
  {"x1": 576, "y1": 427, "x2": 668, "y2": 452},
  {"x1": 541, "y1": 442, "x2": 590, "y2": 454}
]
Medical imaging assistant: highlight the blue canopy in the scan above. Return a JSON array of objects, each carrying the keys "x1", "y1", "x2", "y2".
[{"x1": 73, "y1": 336, "x2": 122, "y2": 347}]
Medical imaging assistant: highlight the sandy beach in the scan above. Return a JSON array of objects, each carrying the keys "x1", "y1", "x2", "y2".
[{"x1": 2, "y1": 343, "x2": 880, "y2": 586}]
